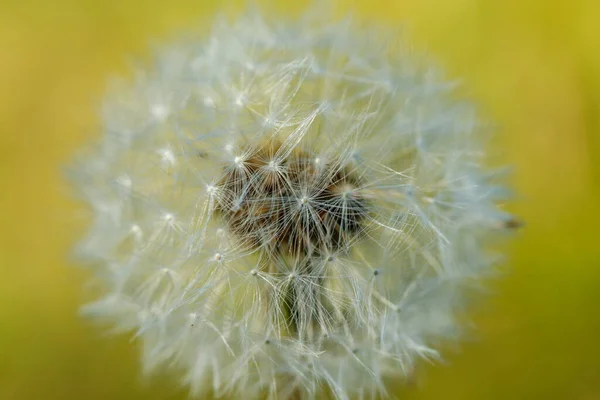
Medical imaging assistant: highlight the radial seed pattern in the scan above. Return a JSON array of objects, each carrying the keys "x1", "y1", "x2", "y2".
[{"x1": 71, "y1": 10, "x2": 515, "y2": 400}]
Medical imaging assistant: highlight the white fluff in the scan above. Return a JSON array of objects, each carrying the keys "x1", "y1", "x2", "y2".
[{"x1": 71, "y1": 7, "x2": 515, "y2": 400}]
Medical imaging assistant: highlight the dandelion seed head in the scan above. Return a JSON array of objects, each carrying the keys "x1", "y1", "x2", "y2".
[{"x1": 71, "y1": 6, "x2": 517, "y2": 400}]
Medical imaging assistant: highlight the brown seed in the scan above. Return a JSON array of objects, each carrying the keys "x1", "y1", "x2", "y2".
[{"x1": 214, "y1": 140, "x2": 369, "y2": 257}]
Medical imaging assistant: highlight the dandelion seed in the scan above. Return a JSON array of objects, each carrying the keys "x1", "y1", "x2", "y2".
[
  {"x1": 71, "y1": 6, "x2": 518, "y2": 400},
  {"x1": 150, "y1": 103, "x2": 169, "y2": 121}
]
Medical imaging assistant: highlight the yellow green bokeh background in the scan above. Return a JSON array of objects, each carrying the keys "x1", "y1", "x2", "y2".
[{"x1": 1, "y1": 0, "x2": 599, "y2": 399}]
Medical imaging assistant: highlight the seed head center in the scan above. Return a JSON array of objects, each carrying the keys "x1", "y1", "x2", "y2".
[{"x1": 216, "y1": 141, "x2": 369, "y2": 256}]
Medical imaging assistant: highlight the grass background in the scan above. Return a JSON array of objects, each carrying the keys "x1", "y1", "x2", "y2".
[{"x1": 1, "y1": 0, "x2": 599, "y2": 399}]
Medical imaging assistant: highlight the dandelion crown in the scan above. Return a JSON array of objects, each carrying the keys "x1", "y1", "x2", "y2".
[{"x1": 72, "y1": 6, "x2": 517, "y2": 400}]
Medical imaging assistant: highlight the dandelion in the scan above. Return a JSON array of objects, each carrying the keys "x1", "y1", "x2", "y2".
[{"x1": 71, "y1": 6, "x2": 518, "y2": 400}]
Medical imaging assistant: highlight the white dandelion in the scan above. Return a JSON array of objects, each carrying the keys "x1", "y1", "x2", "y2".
[{"x1": 71, "y1": 6, "x2": 518, "y2": 400}]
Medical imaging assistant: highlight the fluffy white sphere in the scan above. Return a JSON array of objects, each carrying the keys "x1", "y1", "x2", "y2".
[{"x1": 71, "y1": 7, "x2": 516, "y2": 400}]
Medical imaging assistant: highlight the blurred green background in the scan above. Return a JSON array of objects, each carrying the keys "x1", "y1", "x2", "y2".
[{"x1": 1, "y1": 0, "x2": 599, "y2": 399}]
